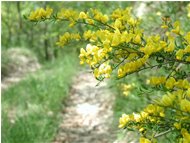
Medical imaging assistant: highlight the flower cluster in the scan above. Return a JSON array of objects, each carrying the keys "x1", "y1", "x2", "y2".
[
  {"x1": 28, "y1": 7, "x2": 53, "y2": 21},
  {"x1": 56, "y1": 32, "x2": 81, "y2": 47},
  {"x1": 57, "y1": 8, "x2": 79, "y2": 27},
  {"x1": 28, "y1": 6, "x2": 190, "y2": 142},
  {"x1": 148, "y1": 76, "x2": 190, "y2": 89}
]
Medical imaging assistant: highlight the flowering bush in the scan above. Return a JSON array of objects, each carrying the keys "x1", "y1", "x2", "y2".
[{"x1": 28, "y1": 6, "x2": 190, "y2": 143}]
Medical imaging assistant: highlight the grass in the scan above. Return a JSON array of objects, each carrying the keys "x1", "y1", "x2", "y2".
[{"x1": 2, "y1": 52, "x2": 79, "y2": 143}]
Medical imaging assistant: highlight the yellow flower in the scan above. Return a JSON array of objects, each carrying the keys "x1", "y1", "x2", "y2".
[
  {"x1": 139, "y1": 128, "x2": 145, "y2": 132},
  {"x1": 118, "y1": 66, "x2": 125, "y2": 78},
  {"x1": 175, "y1": 79, "x2": 190, "y2": 89},
  {"x1": 149, "y1": 76, "x2": 166, "y2": 86},
  {"x1": 87, "y1": 19, "x2": 94, "y2": 25},
  {"x1": 161, "y1": 24, "x2": 168, "y2": 29},
  {"x1": 184, "y1": 32, "x2": 190, "y2": 42},
  {"x1": 181, "y1": 128, "x2": 190, "y2": 143},
  {"x1": 83, "y1": 30, "x2": 94, "y2": 40},
  {"x1": 28, "y1": 7, "x2": 53, "y2": 21},
  {"x1": 174, "y1": 122, "x2": 181, "y2": 129},
  {"x1": 79, "y1": 48, "x2": 87, "y2": 57},
  {"x1": 101, "y1": 15, "x2": 109, "y2": 23},
  {"x1": 111, "y1": 29, "x2": 121, "y2": 46},
  {"x1": 114, "y1": 19, "x2": 122, "y2": 29},
  {"x1": 186, "y1": 88, "x2": 190, "y2": 98},
  {"x1": 176, "y1": 49, "x2": 184, "y2": 60},
  {"x1": 57, "y1": 8, "x2": 78, "y2": 22},
  {"x1": 180, "y1": 99, "x2": 190, "y2": 113},
  {"x1": 128, "y1": 17, "x2": 137, "y2": 26},
  {"x1": 171, "y1": 21, "x2": 180, "y2": 34},
  {"x1": 79, "y1": 12, "x2": 88, "y2": 19},
  {"x1": 140, "y1": 137, "x2": 151, "y2": 143},
  {"x1": 94, "y1": 68, "x2": 100, "y2": 78},
  {"x1": 118, "y1": 114, "x2": 130, "y2": 128},
  {"x1": 161, "y1": 93, "x2": 175, "y2": 106},
  {"x1": 165, "y1": 42, "x2": 175, "y2": 52},
  {"x1": 133, "y1": 34, "x2": 141, "y2": 44},
  {"x1": 56, "y1": 32, "x2": 80, "y2": 47},
  {"x1": 165, "y1": 77, "x2": 176, "y2": 89},
  {"x1": 133, "y1": 113, "x2": 141, "y2": 122},
  {"x1": 145, "y1": 104, "x2": 156, "y2": 114},
  {"x1": 186, "y1": 56, "x2": 190, "y2": 62},
  {"x1": 184, "y1": 45, "x2": 190, "y2": 53}
]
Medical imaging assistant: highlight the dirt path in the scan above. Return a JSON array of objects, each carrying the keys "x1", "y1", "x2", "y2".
[
  {"x1": 53, "y1": 71, "x2": 116, "y2": 143},
  {"x1": 1, "y1": 64, "x2": 40, "y2": 91},
  {"x1": 1, "y1": 48, "x2": 41, "y2": 91}
]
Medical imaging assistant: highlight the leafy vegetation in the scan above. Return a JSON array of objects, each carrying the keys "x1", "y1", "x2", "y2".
[
  {"x1": 2, "y1": 53, "x2": 79, "y2": 143},
  {"x1": 27, "y1": 2, "x2": 190, "y2": 142},
  {"x1": 2, "y1": 1, "x2": 190, "y2": 143}
]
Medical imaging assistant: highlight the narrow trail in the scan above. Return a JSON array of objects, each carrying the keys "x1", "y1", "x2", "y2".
[
  {"x1": 53, "y1": 71, "x2": 116, "y2": 143},
  {"x1": 1, "y1": 48, "x2": 41, "y2": 91},
  {"x1": 1, "y1": 64, "x2": 40, "y2": 91}
]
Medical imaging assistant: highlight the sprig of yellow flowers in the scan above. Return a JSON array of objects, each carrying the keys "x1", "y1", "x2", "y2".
[{"x1": 28, "y1": 6, "x2": 190, "y2": 143}]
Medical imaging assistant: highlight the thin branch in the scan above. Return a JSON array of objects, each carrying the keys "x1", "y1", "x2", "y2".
[{"x1": 154, "y1": 129, "x2": 172, "y2": 138}]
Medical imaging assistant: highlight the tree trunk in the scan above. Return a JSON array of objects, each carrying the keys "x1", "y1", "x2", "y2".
[
  {"x1": 16, "y1": 2, "x2": 22, "y2": 46},
  {"x1": 6, "y1": 3, "x2": 12, "y2": 48},
  {"x1": 43, "y1": 1, "x2": 51, "y2": 61},
  {"x1": 44, "y1": 24, "x2": 50, "y2": 61}
]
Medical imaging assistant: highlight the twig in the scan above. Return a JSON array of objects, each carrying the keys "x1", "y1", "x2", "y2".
[{"x1": 154, "y1": 129, "x2": 172, "y2": 138}]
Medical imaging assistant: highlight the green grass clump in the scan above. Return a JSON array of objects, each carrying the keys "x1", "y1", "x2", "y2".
[{"x1": 2, "y1": 53, "x2": 79, "y2": 143}]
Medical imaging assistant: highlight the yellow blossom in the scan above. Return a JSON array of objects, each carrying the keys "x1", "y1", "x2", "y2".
[
  {"x1": 171, "y1": 21, "x2": 180, "y2": 34},
  {"x1": 161, "y1": 93, "x2": 175, "y2": 106},
  {"x1": 118, "y1": 66, "x2": 125, "y2": 78},
  {"x1": 186, "y1": 88, "x2": 190, "y2": 98},
  {"x1": 87, "y1": 19, "x2": 94, "y2": 25},
  {"x1": 133, "y1": 34, "x2": 141, "y2": 44},
  {"x1": 28, "y1": 7, "x2": 53, "y2": 21},
  {"x1": 181, "y1": 128, "x2": 190, "y2": 143},
  {"x1": 175, "y1": 79, "x2": 190, "y2": 89},
  {"x1": 79, "y1": 12, "x2": 88, "y2": 19},
  {"x1": 186, "y1": 56, "x2": 190, "y2": 62},
  {"x1": 118, "y1": 114, "x2": 130, "y2": 128},
  {"x1": 184, "y1": 45, "x2": 190, "y2": 53},
  {"x1": 56, "y1": 32, "x2": 80, "y2": 47},
  {"x1": 83, "y1": 30, "x2": 94, "y2": 40},
  {"x1": 149, "y1": 76, "x2": 166, "y2": 86},
  {"x1": 57, "y1": 8, "x2": 78, "y2": 21},
  {"x1": 140, "y1": 137, "x2": 151, "y2": 143},
  {"x1": 174, "y1": 122, "x2": 181, "y2": 129},
  {"x1": 161, "y1": 24, "x2": 168, "y2": 29},
  {"x1": 180, "y1": 99, "x2": 190, "y2": 113},
  {"x1": 176, "y1": 49, "x2": 184, "y2": 60},
  {"x1": 114, "y1": 19, "x2": 122, "y2": 29},
  {"x1": 111, "y1": 28, "x2": 121, "y2": 46},
  {"x1": 165, "y1": 77, "x2": 176, "y2": 89},
  {"x1": 184, "y1": 32, "x2": 190, "y2": 43}
]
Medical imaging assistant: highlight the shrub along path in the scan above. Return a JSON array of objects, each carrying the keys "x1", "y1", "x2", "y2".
[{"x1": 53, "y1": 71, "x2": 116, "y2": 143}]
